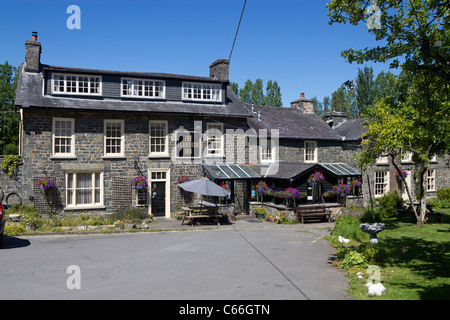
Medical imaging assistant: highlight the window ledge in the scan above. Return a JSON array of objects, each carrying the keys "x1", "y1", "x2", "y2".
[
  {"x1": 64, "y1": 206, "x2": 106, "y2": 211},
  {"x1": 148, "y1": 154, "x2": 170, "y2": 159},
  {"x1": 102, "y1": 155, "x2": 126, "y2": 160},
  {"x1": 51, "y1": 155, "x2": 77, "y2": 160}
]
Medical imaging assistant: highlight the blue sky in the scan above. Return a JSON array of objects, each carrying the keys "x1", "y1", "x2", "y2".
[{"x1": 0, "y1": 0, "x2": 397, "y2": 107}]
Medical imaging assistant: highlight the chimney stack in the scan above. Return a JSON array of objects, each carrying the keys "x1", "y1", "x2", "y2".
[
  {"x1": 209, "y1": 59, "x2": 229, "y2": 82},
  {"x1": 25, "y1": 31, "x2": 41, "y2": 73},
  {"x1": 291, "y1": 92, "x2": 314, "y2": 113}
]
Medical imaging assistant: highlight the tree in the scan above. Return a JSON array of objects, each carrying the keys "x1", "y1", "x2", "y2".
[
  {"x1": 326, "y1": 0, "x2": 450, "y2": 82},
  {"x1": 265, "y1": 80, "x2": 282, "y2": 107},
  {"x1": 311, "y1": 96, "x2": 324, "y2": 117},
  {"x1": 236, "y1": 79, "x2": 283, "y2": 106},
  {"x1": 323, "y1": 96, "x2": 331, "y2": 114},
  {"x1": 356, "y1": 71, "x2": 449, "y2": 227},
  {"x1": 239, "y1": 79, "x2": 253, "y2": 104},
  {"x1": 331, "y1": 87, "x2": 354, "y2": 117},
  {"x1": 355, "y1": 66, "x2": 375, "y2": 117},
  {"x1": 230, "y1": 82, "x2": 239, "y2": 96},
  {"x1": 373, "y1": 71, "x2": 398, "y2": 103},
  {"x1": 250, "y1": 78, "x2": 265, "y2": 106},
  {"x1": 0, "y1": 61, "x2": 19, "y2": 155},
  {"x1": 328, "y1": 0, "x2": 450, "y2": 226}
]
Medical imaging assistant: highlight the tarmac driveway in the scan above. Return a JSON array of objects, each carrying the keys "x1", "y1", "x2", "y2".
[{"x1": 0, "y1": 219, "x2": 351, "y2": 300}]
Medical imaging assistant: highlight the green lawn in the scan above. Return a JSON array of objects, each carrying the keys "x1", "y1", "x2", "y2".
[{"x1": 340, "y1": 209, "x2": 450, "y2": 300}]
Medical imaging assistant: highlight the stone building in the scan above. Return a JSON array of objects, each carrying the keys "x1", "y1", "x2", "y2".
[
  {"x1": 3, "y1": 33, "x2": 448, "y2": 218},
  {"x1": 11, "y1": 33, "x2": 259, "y2": 217},
  {"x1": 325, "y1": 111, "x2": 450, "y2": 204}
]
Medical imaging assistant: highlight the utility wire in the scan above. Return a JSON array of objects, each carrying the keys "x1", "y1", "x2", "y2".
[{"x1": 229, "y1": 0, "x2": 247, "y2": 62}]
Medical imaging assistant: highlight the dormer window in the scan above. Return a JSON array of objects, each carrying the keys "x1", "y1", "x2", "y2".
[
  {"x1": 52, "y1": 73, "x2": 101, "y2": 95},
  {"x1": 182, "y1": 82, "x2": 221, "y2": 102},
  {"x1": 121, "y1": 78, "x2": 165, "y2": 98}
]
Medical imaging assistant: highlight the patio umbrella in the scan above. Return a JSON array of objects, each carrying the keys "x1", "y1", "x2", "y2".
[{"x1": 178, "y1": 177, "x2": 230, "y2": 198}]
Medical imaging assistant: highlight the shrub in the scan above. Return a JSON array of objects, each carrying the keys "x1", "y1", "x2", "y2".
[
  {"x1": 340, "y1": 250, "x2": 369, "y2": 270},
  {"x1": 4, "y1": 224, "x2": 26, "y2": 236},
  {"x1": 332, "y1": 215, "x2": 367, "y2": 243},
  {"x1": 437, "y1": 188, "x2": 450, "y2": 200},
  {"x1": 359, "y1": 207, "x2": 383, "y2": 223},
  {"x1": 111, "y1": 207, "x2": 150, "y2": 221},
  {"x1": 377, "y1": 191, "x2": 403, "y2": 218}
]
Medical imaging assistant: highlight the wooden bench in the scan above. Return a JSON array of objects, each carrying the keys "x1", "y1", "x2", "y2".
[
  {"x1": 181, "y1": 207, "x2": 222, "y2": 226},
  {"x1": 296, "y1": 205, "x2": 329, "y2": 224}
]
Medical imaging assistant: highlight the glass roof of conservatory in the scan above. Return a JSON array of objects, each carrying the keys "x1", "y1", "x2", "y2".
[
  {"x1": 320, "y1": 163, "x2": 361, "y2": 176},
  {"x1": 203, "y1": 164, "x2": 261, "y2": 180}
]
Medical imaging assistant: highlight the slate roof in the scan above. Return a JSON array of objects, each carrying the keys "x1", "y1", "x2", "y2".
[
  {"x1": 15, "y1": 64, "x2": 251, "y2": 118},
  {"x1": 244, "y1": 104, "x2": 344, "y2": 141},
  {"x1": 333, "y1": 118, "x2": 367, "y2": 141}
]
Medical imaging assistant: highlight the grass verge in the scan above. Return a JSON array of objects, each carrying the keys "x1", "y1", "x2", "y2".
[{"x1": 329, "y1": 209, "x2": 450, "y2": 300}]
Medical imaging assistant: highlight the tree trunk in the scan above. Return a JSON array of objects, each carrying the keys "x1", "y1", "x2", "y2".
[{"x1": 416, "y1": 167, "x2": 427, "y2": 227}]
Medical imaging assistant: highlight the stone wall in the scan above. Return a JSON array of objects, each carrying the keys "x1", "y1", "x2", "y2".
[{"x1": 20, "y1": 109, "x2": 248, "y2": 216}]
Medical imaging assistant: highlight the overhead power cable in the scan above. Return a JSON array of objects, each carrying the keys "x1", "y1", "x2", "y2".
[{"x1": 228, "y1": 0, "x2": 247, "y2": 62}]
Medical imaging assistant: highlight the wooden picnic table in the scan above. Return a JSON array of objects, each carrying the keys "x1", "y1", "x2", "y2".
[
  {"x1": 397, "y1": 202, "x2": 443, "y2": 223},
  {"x1": 181, "y1": 206, "x2": 222, "y2": 226}
]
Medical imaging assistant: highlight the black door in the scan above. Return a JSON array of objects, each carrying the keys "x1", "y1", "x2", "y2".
[{"x1": 151, "y1": 182, "x2": 165, "y2": 216}]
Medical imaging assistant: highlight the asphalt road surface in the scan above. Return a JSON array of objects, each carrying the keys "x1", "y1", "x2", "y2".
[{"x1": 0, "y1": 223, "x2": 351, "y2": 300}]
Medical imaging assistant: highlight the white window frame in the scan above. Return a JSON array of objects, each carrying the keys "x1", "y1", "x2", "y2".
[
  {"x1": 259, "y1": 138, "x2": 273, "y2": 162},
  {"x1": 401, "y1": 151, "x2": 413, "y2": 163},
  {"x1": 182, "y1": 82, "x2": 221, "y2": 102},
  {"x1": 52, "y1": 73, "x2": 102, "y2": 95},
  {"x1": 206, "y1": 122, "x2": 224, "y2": 157},
  {"x1": 374, "y1": 171, "x2": 389, "y2": 197},
  {"x1": 149, "y1": 120, "x2": 169, "y2": 157},
  {"x1": 376, "y1": 155, "x2": 389, "y2": 164},
  {"x1": 65, "y1": 172, "x2": 104, "y2": 209},
  {"x1": 104, "y1": 119, "x2": 125, "y2": 157},
  {"x1": 304, "y1": 140, "x2": 317, "y2": 163},
  {"x1": 427, "y1": 169, "x2": 436, "y2": 192},
  {"x1": 52, "y1": 118, "x2": 75, "y2": 158},
  {"x1": 121, "y1": 78, "x2": 165, "y2": 99}
]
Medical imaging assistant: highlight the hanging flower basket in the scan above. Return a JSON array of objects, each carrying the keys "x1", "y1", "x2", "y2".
[
  {"x1": 177, "y1": 176, "x2": 190, "y2": 184},
  {"x1": 255, "y1": 181, "x2": 271, "y2": 203},
  {"x1": 350, "y1": 179, "x2": 363, "y2": 196},
  {"x1": 395, "y1": 169, "x2": 408, "y2": 181},
  {"x1": 220, "y1": 183, "x2": 231, "y2": 193},
  {"x1": 37, "y1": 177, "x2": 55, "y2": 192},
  {"x1": 307, "y1": 170, "x2": 325, "y2": 184},
  {"x1": 132, "y1": 176, "x2": 148, "y2": 189}
]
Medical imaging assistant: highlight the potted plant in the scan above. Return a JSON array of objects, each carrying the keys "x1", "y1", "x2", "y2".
[
  {"x1": 25, "y1": 217, "x2": 39, "y2": 231},
  {"x1": 273, "y1": 190, "x2": 285, "y2": 205},
  {"x1": 323, "y1": 190, "x2": 337, "y2": 202},
  {"x1": 254, "y1": 207, "x2": 266, "y2": 219},
  {"x1": 265, "y1": 213, "x2": 277, "y2": 223}
]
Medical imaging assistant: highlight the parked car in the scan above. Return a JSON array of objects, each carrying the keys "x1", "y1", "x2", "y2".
[{"x1": 0, "y1": 198, "x2": 9, "y2": 249}]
